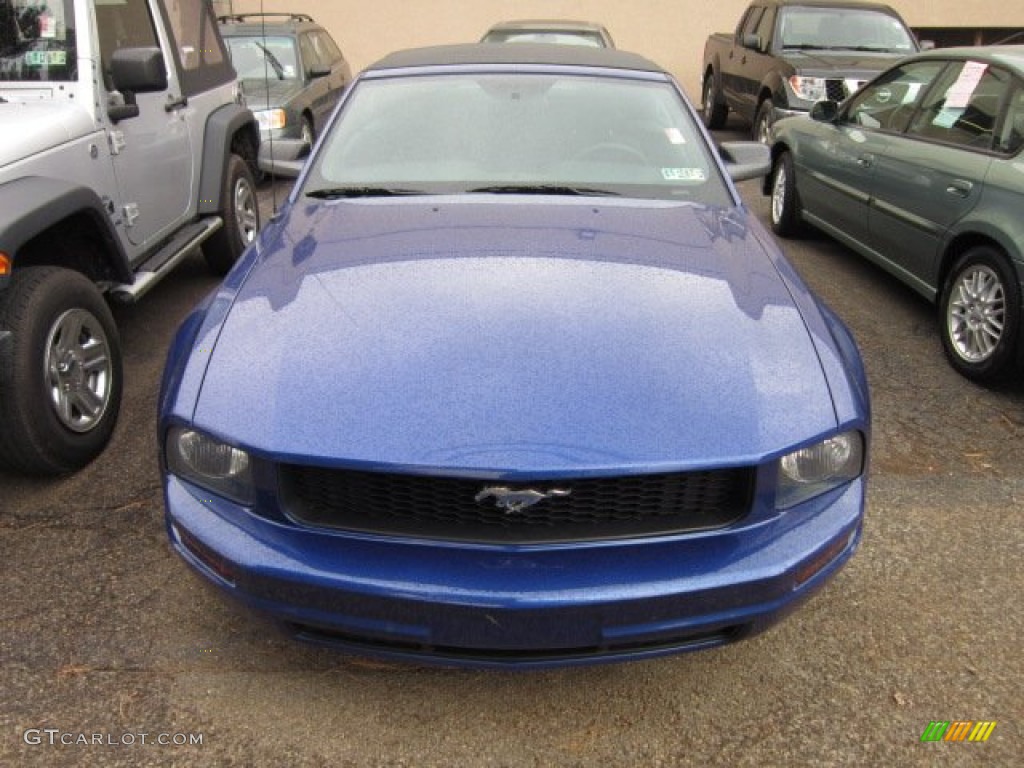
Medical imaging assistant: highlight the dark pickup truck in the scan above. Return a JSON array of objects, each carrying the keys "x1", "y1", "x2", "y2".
[{"x1": 701, "y1": 0, "x2": 924, "y2": 140}]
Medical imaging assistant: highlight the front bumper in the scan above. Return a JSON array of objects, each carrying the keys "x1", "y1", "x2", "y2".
[
  {"x1": 256, "y1": 133, "x2": 310, "y2": 177},
  {"x1": 164, "y1": 474, "x2": 864, "y2": 669}
]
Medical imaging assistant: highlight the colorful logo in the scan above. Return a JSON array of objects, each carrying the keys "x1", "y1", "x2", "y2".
[{"x1": 920, "y1": 721, "x2": 997, "y2": 743}]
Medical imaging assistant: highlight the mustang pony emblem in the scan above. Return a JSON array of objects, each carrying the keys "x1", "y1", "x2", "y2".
[{"x1": 475, "y1": 486, "x2": 572, "y2": 513}]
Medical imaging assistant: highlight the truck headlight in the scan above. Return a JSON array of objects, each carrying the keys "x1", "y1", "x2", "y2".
[
  {"x1": 777, "y1": 431, "x2": 864, "y2": 509},
  {"x1": 166, "y1": 427, "x2": 254, "y2": 505},
  {"x1": 788, "y1": 76, "x2": 828, "y2": 102}
]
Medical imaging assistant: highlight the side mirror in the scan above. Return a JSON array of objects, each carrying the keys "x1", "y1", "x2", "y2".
[
  {"x1": 718, "y1": 141, "x2": 771, "y2": 182},
  {"x1": 810, "y1": 100, "x2": 840, "y2": 123},
  {"x1": 110, "y1": 47, "x2": 167, "y2": 93},
  {"x1": 741, "y1": 33, "x2": 762, "y2": 51}
]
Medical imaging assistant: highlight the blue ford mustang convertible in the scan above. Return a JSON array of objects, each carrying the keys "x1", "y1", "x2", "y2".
[{"x1": 159, "y1": 44, "x2": 870, "y2": 668}]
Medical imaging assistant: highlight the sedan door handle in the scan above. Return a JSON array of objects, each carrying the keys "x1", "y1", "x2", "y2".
[
  {"x1": 856, "y1": 154, "x2": 874, "y2": 168},
  {"x1": 946, "y1": 179, "x2": 974, "y2": 198}
]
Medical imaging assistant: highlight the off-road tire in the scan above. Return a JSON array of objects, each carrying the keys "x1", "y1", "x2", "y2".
[
  {"x1": 0, "y1": 267, "x2": 122, "y2": 474},
  {"x1": 204, "y1": 153, "x2": 259, "y2": 275}
]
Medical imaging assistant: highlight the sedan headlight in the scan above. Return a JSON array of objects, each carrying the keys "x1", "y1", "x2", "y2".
[
  {"x1": 788, "y1": 76, "x2": 828, "y2": 102},
  {"x1": 777, "y1": 431, "x2": 864, "y2": 509},
  {"x1": 254, "y1": 108, "x2": 287, "y2": 131},
  {"x1": 166, "y1": 427, "x2": 254, "y2": 505}
]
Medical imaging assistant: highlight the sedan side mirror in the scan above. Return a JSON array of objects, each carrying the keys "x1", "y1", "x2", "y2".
[
  {"x1": 718, "y1": 141, "x2": 771, "y2": 182},
  {"x1": 810, "y1": 100, "x2": 840, "y2": 124}
]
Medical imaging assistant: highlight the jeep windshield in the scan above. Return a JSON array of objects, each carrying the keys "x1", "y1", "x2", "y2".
[
  {"x1": 304, "y1": 72, "x2": 732, "y2": 205},
  {"x1": 0, "y1": 0, "x2": 76, "y2": 82}
]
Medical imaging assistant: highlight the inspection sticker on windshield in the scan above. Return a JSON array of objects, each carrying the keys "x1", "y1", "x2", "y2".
[
  {"x1": 664, "y1": 127, "x2": 687, "y2": 145},
  {"x1": 662, "y1": 167, "x2": 706, "y2": 181}
]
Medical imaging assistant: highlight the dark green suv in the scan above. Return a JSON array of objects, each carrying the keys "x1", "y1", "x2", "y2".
[{"x1": 219, "y1": 13, "x2": 352, "y2": 175}]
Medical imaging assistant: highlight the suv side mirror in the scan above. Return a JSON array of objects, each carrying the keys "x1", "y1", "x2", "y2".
[{"x1": 110, "y1": 47, "x2": 168, "y2": 93}]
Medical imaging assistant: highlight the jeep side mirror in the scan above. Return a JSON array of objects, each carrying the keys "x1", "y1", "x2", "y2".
[{"x1": 110, "y1": 47, "x2": 168, "y2": 94}]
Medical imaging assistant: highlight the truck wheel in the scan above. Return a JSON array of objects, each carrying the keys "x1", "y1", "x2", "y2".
[
  {"x1": 702, "y1": 76, "x2": 728, "y2": 130},
  {"x1": 754, "y1": 100, "x2": 774, "y2": 143},
  {"x1": 204, "y1": 153, "x2": 259, "y2": 275},
  {"x1": 0, "y1": 267, "x2": 122, "y2": 474},
  {"x1": 770, "y1": 150, "x2": 803, "y2": 237},
  {"x1": 939, "y1": 246, "x2": 1021, "y2": 384}
]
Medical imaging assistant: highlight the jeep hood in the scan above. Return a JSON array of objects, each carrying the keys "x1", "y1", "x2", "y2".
[{"x1": 0, "y1": 102, "x2": 96, "y2": 168}]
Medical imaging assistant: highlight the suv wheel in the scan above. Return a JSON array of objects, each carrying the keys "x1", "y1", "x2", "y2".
[
  {"x1": 205, "y1": 153, "x2": 259, "y2": 275},
  {"x1": 940, "y1": 246, "x2": 1021, "y2": 383},
  {"x1": 0, "y1": 267, "x2": 122, "y2": 474}
]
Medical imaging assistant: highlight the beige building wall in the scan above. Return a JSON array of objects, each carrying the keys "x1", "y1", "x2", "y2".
[{"x1": 225, "y1": 1, "x2": 1017, "y2": 98}]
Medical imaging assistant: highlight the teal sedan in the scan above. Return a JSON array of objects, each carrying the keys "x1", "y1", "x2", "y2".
[{"x1": 767, "y1": 46, "x2": 1024, "y2": 383}]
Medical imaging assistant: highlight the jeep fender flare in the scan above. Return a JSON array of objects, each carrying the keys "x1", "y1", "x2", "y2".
[
  {"x1": 0, "y1": 176, "x2": 130, "y2": 289},
  {"x1": 198, "y1": 104, "x2": 260, "y2": 217}
]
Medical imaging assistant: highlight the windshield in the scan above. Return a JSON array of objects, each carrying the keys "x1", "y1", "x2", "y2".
[
  {"x1": 778, "y1": 7, "x2": 917, "y2": 53},
  {"x1": 304, "y1": 73, "x2": 731, "y2": 205},
  {"x1": 224, "y1": 35, "x2": 299, "y2": 81},
  {"x1": 0, "y1": 0, "x2": 76, "y2": 81},
  {"x1": 482, "y1": 30, "x2": 606, "y2": 47}
]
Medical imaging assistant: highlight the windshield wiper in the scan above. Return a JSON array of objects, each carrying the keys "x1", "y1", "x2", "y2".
[
  {"x1": 255, "y1": 43, "x2": 285, "y2": 80},
  {"x1": 466, "y1": 184, "x2": 619, "y2": 197},
  {"x1": 305, "y1": 186, "x2": 426, "y2": 199},
  {"x1": 781, "y1": 44, "x2": 830, "y2": 50}
]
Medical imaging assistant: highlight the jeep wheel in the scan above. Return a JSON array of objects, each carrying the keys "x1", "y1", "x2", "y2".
[
  {"x1": 0, "y1": 267, "x2": 122, "y2": 474},
  {"x1": 204, "y1": 153, "x2": 259, "y2": 275}
]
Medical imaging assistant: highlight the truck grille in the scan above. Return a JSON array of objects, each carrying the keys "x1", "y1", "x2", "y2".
[
  {"x1": 279, "y1": 465, "x2": 755, "y2": 543},
  {"x1": 825, "y1": 78, "x2": 865, "y2": 102}
]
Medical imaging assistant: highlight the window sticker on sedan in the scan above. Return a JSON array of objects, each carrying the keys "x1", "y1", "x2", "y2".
[{"x1": 945, "y1": 61, "x2": 988, "y2": 109}]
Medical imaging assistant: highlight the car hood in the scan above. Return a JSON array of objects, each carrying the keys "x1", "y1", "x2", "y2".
[
  {"x1": 194, "y1": 198, "x2": 838, "y2": 474},
  {"x1": 0, "y1": 102, "x2": 95, "y2": 168},
  {"x1": 242, "y1": 77, "x2": 305, "y2": 110},
  {"x1": 780, "y1": 50, "x2": 908, "y2": 79}
]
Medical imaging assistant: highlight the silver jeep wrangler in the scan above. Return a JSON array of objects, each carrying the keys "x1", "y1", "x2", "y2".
[{"x1": 0, "y1": 0, "x2": 260, "y2": 474}]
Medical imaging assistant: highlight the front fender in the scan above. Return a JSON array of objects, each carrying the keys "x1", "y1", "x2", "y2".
[
  {"x1": 197, "y1": 104, "x2": 260, "y2": 216},
  {"x1": 0, "y1": 176, "x2": 130, "y2": 289}
]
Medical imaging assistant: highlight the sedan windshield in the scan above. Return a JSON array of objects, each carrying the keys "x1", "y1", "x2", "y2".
[{"x1": 304, "y1": 73, "x2": 731, "y2": 204}]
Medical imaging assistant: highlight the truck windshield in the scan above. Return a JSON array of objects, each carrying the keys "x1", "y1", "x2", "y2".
[
  {"x1": 0, "y1": 0, "x2": 76, "y2": 82},
  {"x1": 778, "y1": 7, "x2": 917, "y2": 53}
]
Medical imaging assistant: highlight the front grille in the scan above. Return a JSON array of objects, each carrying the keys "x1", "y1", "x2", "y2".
[
  {"x1": 825, "y1": 79, "x2": 848, "y2": 101},
  {"x1": 279, "y1": 465, "x2": 755, "y2": 543}
]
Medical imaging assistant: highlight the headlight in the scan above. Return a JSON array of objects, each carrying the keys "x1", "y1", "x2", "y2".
[
  {"x1": 166, "y1": 427, "x2": 254, "y2": 505},
  {"x1": 254, "y1": 108, "x2": 287, "y2": 131},
  {"x1": 788, "y1": 76, "x2": 828, "y2": 102},
  {"x1": 777, "y1": 431, "x2": 864, "y2": 509}
]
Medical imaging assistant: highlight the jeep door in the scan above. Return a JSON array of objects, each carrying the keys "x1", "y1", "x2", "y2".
[{"x1": 96, "y1": 0, "x2": 193, "y2": 253}]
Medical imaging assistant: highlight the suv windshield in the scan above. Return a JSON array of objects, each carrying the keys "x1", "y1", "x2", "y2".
[
  {"x1": 305, "y1": 73, "x2": 730, "y2": 204},
  {"x1": 0, "y1": 0, "x2": 76, "y2": 81},
  {"x1": 224, "y1": 35, "x2": 299, "y2": 81}
]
